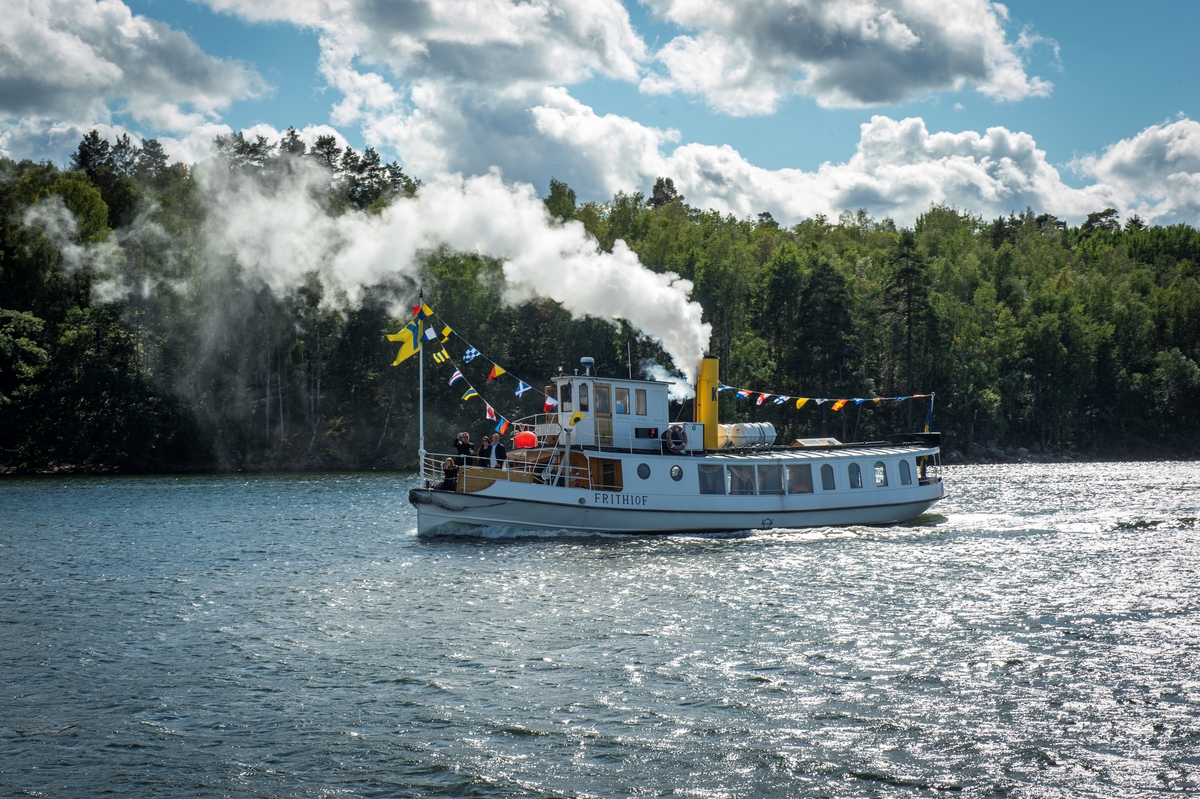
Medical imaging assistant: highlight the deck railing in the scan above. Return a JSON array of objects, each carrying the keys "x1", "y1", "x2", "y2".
[{"x1": 421, "y1": 447, "x2": 591, "y2": 493}]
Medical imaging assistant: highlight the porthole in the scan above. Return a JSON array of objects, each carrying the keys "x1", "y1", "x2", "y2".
[
  {"x1": 637, "y1": 463, "x2": 651, "y2": 480},
  {"x1": 670, "y1": 465, "x2": 683, "y2": 481}
]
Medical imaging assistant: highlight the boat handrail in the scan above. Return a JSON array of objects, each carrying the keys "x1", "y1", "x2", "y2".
[
  {"x1": 506, "y1": 415, "x2": 941, "y2": 457},
  {"x1": 509, "y1": 412, "x2": 703, "y2": 456}
]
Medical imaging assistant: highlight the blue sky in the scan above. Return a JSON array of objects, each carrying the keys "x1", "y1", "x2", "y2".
[{"x1": 3, "y1": 0, "x2": 1199, "y2": 225}]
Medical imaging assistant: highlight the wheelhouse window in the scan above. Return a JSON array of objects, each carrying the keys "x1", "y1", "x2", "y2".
[
  {"x1": 848, "y1": 463, "x2": 863, "y2": 489},
  {"x1": 559, "y1": 382, "x2": 573, "y2": 412},
  {"x1": 758, "y1": 464, "x2": 784, "y2": 495},
  {"x1": 595, "y1": 385, "x2": 610, "y2": 414},
  {"x1": 578, "y1": 382, "x2": 589, "y2": 412},
  {"x1": 787, "y1": 464, "x2": 814, "y2": 494},
  {"x1": 728, "y1": 465, "x2": 756, "y2": 495},
  {"x1": 635, "y1": 388, "x2": 647, "y2": 415},
  {"x1": 820, "y1": 464, "x2": 835, "y2": 490},
  {"x1": 615, "y1": 387, "x2": 630, "y2": 414},
  {"x1": 874, "y1": 461, "x2": 888, "y2": 487},
  {"x1": 899, "y1": 459, "x2": 912, "y2": 485},
  {"x1": 698, "y1": 464, "x2": 725, "y2": 494}
]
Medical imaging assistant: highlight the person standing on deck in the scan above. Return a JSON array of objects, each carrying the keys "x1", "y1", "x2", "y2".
[
  {"x1": 454, "y1": 432, "x2": 474, "y2": 467},
  {"x1": 485, "y1": 435, "x2": 507, "y2": 469},
  {"x1": 438, "y1": 458, "x2": 458, "y2": 491}
]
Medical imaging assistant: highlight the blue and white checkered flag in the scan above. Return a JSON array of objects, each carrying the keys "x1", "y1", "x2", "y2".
[{"x1": 463, "y1": 347, "x2": 480, "y2": 363}]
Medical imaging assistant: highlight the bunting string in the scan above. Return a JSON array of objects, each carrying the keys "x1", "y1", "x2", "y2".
[{"x1": 718, "y1": 383, "x2": 932, "y2": 411}]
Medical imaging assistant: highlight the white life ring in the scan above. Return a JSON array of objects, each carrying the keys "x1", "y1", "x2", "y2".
[{"x1": 662, "y1": 425, "x2": 688, "y2": 454}]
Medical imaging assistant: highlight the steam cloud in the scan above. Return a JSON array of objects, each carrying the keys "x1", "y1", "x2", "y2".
[
  {"x1": 196, "y1": 159, "x2": 712, "y2": 382},
  {"x1": 23, "y1": 197, "x2": 122, "y2": 281},
  {"x1": 640, "y1": 359, "x2": 696, "y2": 401}
]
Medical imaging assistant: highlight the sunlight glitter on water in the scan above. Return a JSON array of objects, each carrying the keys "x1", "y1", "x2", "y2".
[{"x1": 1, "y1": 463, "x2": 1198, "y2": 797}]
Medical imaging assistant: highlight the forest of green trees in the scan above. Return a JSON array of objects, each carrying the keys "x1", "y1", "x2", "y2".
[{"x1": 2, "y1": 129, "x2": 1199, "y2": 472}]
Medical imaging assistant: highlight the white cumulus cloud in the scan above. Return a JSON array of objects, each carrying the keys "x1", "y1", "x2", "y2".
[
  {"x1": 534, "y1": 97, "x2": 1200, "y2": 227},
  {"x1": 199, "y1": 0, "x2": 646, "y2": 87},
  {"x1": 0, "y1": 0, "x2": 265, "y2": 161},
  {"x1": 639, "y1": 0, "x2": 1052, "y2": 114},
  {"x1": 1076, "y1": 117, "x2": 1200, "y2": 223}
]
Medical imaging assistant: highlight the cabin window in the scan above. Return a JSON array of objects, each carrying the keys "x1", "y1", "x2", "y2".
[
  {"x1": 637, "y1": 463, "x2": 650, "y2": 480},
  {"x1": 849, "y1": 463, "x2": 863, "y2": 489},
  {"x1": 670, "y1": 465, "x2": 683, "y2": 481},
  {"x1": 635, "y1": 388, "x2": 647, "y2": 415},
  {"x1": 820, "y1": 464, "x2": 835, "y2": 490},
  {"x1": 728, "y1": 465, "x2": 756, "y2": 495},
  {"x1": 578, "y1": 382, "x2": 590, "y2": 412},
  {"x1": 615, "y1": 387, "x2": 630, "y2": 414},
  {"x1": 698, "y1": 464, "x2": 725, "y2": 494},
  {"x1": 758, "y1": 464, "x2": 784, "y2": 495},
  {"x1": 899, "y1": 459, "x2": 912, "y2": 485},
  {"x1": 787, "y1": 464, "x2": 814, "y2": 494},
  {"x1": 559, "y1": 382, "x2": 573, "y2": 412},
  {"x1": 874, "y1": 461, "x2": 888, "y2": 487}
]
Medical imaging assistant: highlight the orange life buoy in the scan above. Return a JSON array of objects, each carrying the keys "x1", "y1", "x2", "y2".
[{"x1": 662, "y1": 425, "x2": 688, "y2": 454}]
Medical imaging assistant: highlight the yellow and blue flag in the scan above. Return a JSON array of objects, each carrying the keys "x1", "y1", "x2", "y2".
[{"x1": 387, "y1": 320, "x2": 420, "y2": 366}]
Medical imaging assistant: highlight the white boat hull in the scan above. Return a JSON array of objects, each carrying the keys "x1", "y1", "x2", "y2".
[{"x1": 409, "y1": 472, "x2": 945, "y2": 535}]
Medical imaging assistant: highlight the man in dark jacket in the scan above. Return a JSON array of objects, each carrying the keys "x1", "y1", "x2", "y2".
[
  {"x1": 480, "y1": 435, "x2": 507, "y2": 469},
  {"x1": 453, "y1": 432, "x2": 474, "y2": 466}
]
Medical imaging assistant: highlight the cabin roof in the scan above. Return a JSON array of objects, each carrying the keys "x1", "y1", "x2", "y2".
[
  {"x1": 550, "y1": 375, "x2": 674, "y2": 386},
  {"x1": 700, "y1": 444, "x2": 931, "y2": 459}
]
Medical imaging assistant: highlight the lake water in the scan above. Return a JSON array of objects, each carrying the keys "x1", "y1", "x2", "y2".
[{"x1": 2, "y1": 463, "x2": 1198, "y2": 797}]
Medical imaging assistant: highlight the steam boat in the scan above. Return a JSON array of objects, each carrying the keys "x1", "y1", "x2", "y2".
[{"x1": 408, "y1": 355, "x2": 945, "y2": 535}]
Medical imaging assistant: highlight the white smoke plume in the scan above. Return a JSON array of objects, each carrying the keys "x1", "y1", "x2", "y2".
[
  {"x1": 640, "y1": 359, "x2": 695, "y2": 401},
  {"x1": 22, "y1": 196, "x2": 123, "y2": 287},
  {"x1": 197, "y1": 159, "x2": 712, "y2": 382}
]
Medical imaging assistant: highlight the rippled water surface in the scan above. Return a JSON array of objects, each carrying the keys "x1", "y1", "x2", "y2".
[{"x1": 2, "y1": 463, "x2": 1198, "y2": 797}]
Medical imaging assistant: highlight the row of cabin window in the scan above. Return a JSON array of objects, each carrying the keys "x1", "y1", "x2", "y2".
[
  {"x1": 697, "y1": 460, "x2": 914, "y2": 496},
  {"x1": 554, "y1": 384, "x2": 649, "y2": 416}
]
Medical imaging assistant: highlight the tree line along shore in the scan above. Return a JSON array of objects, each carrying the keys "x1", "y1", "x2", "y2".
[{"x1": 2, "y1": 130, "x2": 1198, "y2": 474}]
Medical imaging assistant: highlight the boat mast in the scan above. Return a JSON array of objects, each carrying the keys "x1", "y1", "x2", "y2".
[{"x1": 418, "y1": 289, "x2": 426, "y2": 477}]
